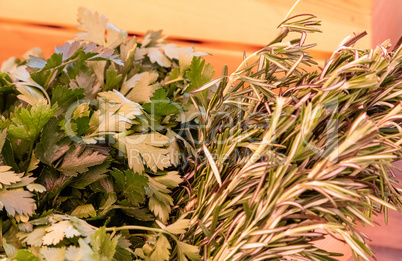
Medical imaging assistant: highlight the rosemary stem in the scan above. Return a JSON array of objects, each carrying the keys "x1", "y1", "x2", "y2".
[
  {"x1": 222, "y1": 50, "x2": 261, "y2": 96},
  {"x1": 242, "y1": 97, "x2": 286, "y2": 170},
  {"x1": 284, "y1": 0, "x2": 303, "y2": 21}
]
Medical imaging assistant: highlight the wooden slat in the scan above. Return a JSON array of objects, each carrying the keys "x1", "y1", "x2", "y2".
[
  {"x1": 0, "y1": 0, "x2": 372, "y2": 52},
  {"x1": 0, "y1": 22, "x2": 253, "y2": 72},
  {"x1": 0, "y1": 23, "x2": 73, "y2": 63},
  {"x1": 0, "y1": 22, "x2": 329, "y2": 72},
  {"x1": 0, "y1": 22, "x2": 244, "y2": 72}
]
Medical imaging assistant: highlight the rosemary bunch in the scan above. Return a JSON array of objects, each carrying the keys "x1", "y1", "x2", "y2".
[{"x1": 174, "y1": 14, "x2": 402, "y2": 261}]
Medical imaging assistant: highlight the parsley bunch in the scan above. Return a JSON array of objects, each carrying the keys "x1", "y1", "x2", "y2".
[{"x1": 0, "y1": 7, "x2": 207, "y2": 260}]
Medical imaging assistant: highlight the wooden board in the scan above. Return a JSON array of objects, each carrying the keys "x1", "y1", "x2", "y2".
[
  {"x1": 0, "y1": 0, "x2": 373, "y2": 52},
  {"x1": 0, "y1": 21, "x2": 330, "y2": 73}
]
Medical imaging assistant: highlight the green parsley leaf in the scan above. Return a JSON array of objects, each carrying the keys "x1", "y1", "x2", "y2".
[
  {"x1": 185, "y1": 56, "x2": 215, "y2": 93},
  {"x1": 27, "y1": 56, "x2": 47, "y2": 70},
  {"x1": 76, "y1": 7, "x2": 127, "y2": 49},
  {"x1": 18, "y1": 228, "x2": 46, "y2": 247},
  {"x1": 121, "y1": 71, "x2": 159, "y2": 103},
  {"x1": 27, "y1": 53, "x2": 63, "y2": 72},
  {"x1": 36, "y1": 117, "x2": 71, "y2": 166},
  {"x1": 143, "y1": 88, "x2": 180, "y2": 116},
  {"x1": 177, "y1": 241, "x2": 201, "y2": 261},
  {"x1": 147, "y1": 177, "x2": 174, "y2": 223},
  {"x1": 8, "y1": 100, "x2": 57, "y2": 141},
  {"x1": 119, "y1": 133, "x2": 171, "y2": 174},
  {"x1": 147, "y1": 48, "x2": 172, "y2": 67},
  {"x1": 120, "y1": 36, "x2": 137, "y2": 63},
  {"x1": 0, "y1": 189, "x2": 35, "y2": 216},
  {"x1": 71, "y1": 204, "x2": 97, "y2": 218},
  {"x1": 51, "y1": 85, "x2": 85, "y2": 113},
  {"x1": 76, "y1": 7, "x2": 108, "y2": 46},
  {"x1": 110, "y1": 168, "x2": 148, "y2": 207},
  {"x1": 42, "y1": 53, "x2": 63, "y2": 71},
  {"x1": 69, "y1": 72, "x2": 99, "y2": 99},
  {"x1": 0, "y1": 165, "x2": 23, "y2": 189},
  {"x1": 142, "y1": 30, "x2": 162, "y2": 47},
  {"x1": 40, "y1": 247, "x2": 66, "y2": 261},
  {"x1": 97, "y1": 89, "x2": 142, "y2": 119},
  {"x1": 69, "y1": 161, "x2": 110, "y2": 189},
  {"x1": 42, "y1": 221, "x2": 80, "y2": 245},
  {"x1": 58, "y1": 145, "x2": 107, "y2": 176},
  {"x1": 104, "y1": 64, "x2": 123, "y2": 91},
  {"x1": 150, "y1": 234, "x2": 171, "y2": 261},
  {"x1": 67, "y1": 52, "x2": 90, "y2": 79},
  {"x1": 153, "y1": 171, "x2": 182, "y2": 189},
  {"x1": 164, "y1": 216, "x2": 190, "y2": 234},
  {"x1": 11, "y1": 249, "x2": 39, "y2": 261},
  {"x1": 55, "y1": 41, "x2": 81, "y2": 61},
  {"x1": 90, "y1": 227, "x2": 119, "y2": 261}
]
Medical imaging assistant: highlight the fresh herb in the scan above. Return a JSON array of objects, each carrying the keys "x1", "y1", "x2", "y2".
[{"x1": 0, "y1": 4, "x2": 401, "y2": 261}]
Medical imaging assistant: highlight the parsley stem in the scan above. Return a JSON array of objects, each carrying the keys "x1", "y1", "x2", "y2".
[
  {"x1": 105, "y1": 225, "x2": 179, "y2": 241},
  {"x1": 34, "y1": 84, "x2": 51, "y2": 104},
  {"x1": 105, "y1": 225, "x2": 164, "y2": 233},
  {"x1": 25, "y1": 141, "x2": 35, "y2": 175},
  {"x1": 164, "y1": 77, "x2": 184, "y2": 85}
]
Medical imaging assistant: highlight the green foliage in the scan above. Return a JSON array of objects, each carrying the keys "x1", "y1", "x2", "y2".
[
  {"x1": 110, "y1": 168, "x2": 148, "y2": 206},
  {"x1": 71, "y1": 204, "x2": 97, "y2": 218},
  {"x1": 0, "y1": 7, "x2": 201, "y2": 260},
  {"x1": 89, "y1": 227, "x2": 119, "y2": 261},
  {"x1": 58, "y1": 145, "x2": 108, "y2": 176},
  {"x1": 35, "y1": 117, "x2": 71, "y2": 166},
  {"x1": 12, "y1": 250, "x2": 39, "y2": 261},
  {"x1": 174, "y1": 16, "x2": 402, "y2": 261},
  {"x1": 185, "y1": 56, "x2": 215, "y2": 93},
  {"x1": 150, "y1": 234, "x2": 170, "y2": 261},
  {"x1": 105, "y1": 64, "x2": 123, "y2": 91},
  {"x1": 50, "y1": 85, "x2": 85, "y2": 113},
  {"x1": 8, "y1": 101, "x2": 57, "y2": 141},
  {"x1": 143, "y1": 88, "x2": 180, "y2": 116},
  {"x1": 0, "y1": 5, "x2": 401, "y2": 261}
]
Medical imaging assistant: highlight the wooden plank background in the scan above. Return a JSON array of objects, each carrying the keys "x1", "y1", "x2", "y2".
[
  {"x1": 0, "y1": 0, "x2": 373, "y2": 52},
  {"x1": 0, "y1": 0, "x2": 401, "y2": 260},
  {"x1": 2, "y1": 0, "x2": 399, "y2": 71}
]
